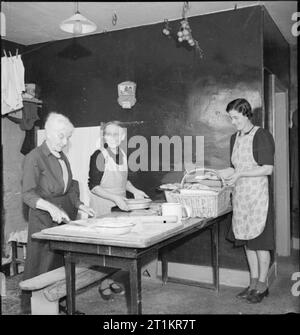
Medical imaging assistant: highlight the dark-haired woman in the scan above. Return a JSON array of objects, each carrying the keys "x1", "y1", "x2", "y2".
[
  {"x1": 88, "y1": 121, "x2": 148, "y2": 300},
  {"x1": 218, "y1": 98, "x2": 275, "y2": 303}
]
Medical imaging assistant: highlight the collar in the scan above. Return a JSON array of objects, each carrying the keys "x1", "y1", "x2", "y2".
[
  {"x1": 239, "y1": 125, "x2": 255, "y2": 137},
  {"x1": 41, "y1": 141, "x2": 52, "y2": 157},
  {"x1": 41, "y1": 141, "x2": 63, "y2": 159}
]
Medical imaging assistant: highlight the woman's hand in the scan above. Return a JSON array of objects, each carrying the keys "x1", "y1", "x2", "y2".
[
  {"x1": 218, "y1": 168, "x2": 235, "y2": 180},
  {"x1": 113, "y1": 196, "x2": 130, "y2": 211},
  {"x1": 133, "y1": 189, "x2": 149, "y2": 199},
  {"x1": 47, "y1": 204, "x2": 70, "y2": 224},
  {"x1": 79, "y1": 204, "x2": 96, "y2": 217},
  {"x1": 225, "y1": 171, "x2": 241, "y2": 186}
]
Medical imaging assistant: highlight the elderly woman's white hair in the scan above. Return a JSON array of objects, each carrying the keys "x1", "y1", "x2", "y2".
[{"x1": 45, "y1": 112, "x2": 74, "y2": 133}]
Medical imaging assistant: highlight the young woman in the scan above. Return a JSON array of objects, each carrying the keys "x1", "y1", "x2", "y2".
[{"x1": 218, "y1": 98, "x2": 275, "y2": 304}]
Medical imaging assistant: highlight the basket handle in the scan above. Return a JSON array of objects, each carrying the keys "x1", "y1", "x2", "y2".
[{"x1": 180, "y1": 168, "x2": 225, "y2": 189}]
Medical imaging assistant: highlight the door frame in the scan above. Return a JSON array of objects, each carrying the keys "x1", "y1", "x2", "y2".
[{"x1": 265, "y1": 69, "x2": 290, "y2": 256}]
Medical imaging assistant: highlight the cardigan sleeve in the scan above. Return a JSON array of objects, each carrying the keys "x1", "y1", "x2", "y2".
[
  {"x1": 253, "y1": 128, "x2": 275, "y2": 166},
  {"x1": 88, "y1": 150, "x2": 105, "y2": 191},
  {"x1": 229, "y1": 133, "x2": 237, "y2": 168},
  {"x1": 22, "y1": 151, "x2": 41, "y2": 209}
]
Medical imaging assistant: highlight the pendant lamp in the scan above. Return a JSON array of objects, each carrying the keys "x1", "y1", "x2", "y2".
[{"x1": 60, "y1": 2, "x2": 97, "y2": 35}]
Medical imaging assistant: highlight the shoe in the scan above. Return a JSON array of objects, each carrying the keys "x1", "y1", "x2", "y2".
[
  {"x1": 236, "y1": 287, "x2": 255, "y2": 299},
  {"x1": 98, "y1": 286, "x2": 114, "y2": 300},
  {"x1": 246, "y1": 289, "x2": 269, "y2": 303},
  {"x1": 110, "y1": 282, "x2": 125, "y2": 295},
  {"x1": 59, "y1": 304, "x2": 86, "y2": 315},
  {"x1": 74, "y1": 310, "x2": 86, "y2": 315}
]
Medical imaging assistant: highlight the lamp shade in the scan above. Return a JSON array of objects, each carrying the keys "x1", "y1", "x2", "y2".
[{"x1": 60, "y1": 12, "x2": 97, "y2": 34}]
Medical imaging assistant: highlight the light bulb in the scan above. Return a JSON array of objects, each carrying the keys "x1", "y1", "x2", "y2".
[{"x1": 73, "y1": 21, "x2": 82, "y2": 34}]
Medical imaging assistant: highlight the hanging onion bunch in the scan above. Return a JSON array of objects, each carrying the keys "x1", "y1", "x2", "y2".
[
  {"x1": 177, "y1": 19, "x2": 195, "y2": 46},
  {"x1": 162, "y1": 19, "x2": 172, "y2": 37},
  {"x1": 162, "y1": 2, "x2": 204, "y2": 58}
]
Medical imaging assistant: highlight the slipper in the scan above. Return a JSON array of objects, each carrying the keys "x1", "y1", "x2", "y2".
[
  {"x1": 98, "y1": 286, "x2": 114, "y2": 300},
  {"x1": 110, "y1": 282, "x2": 125, "y2": 295}
]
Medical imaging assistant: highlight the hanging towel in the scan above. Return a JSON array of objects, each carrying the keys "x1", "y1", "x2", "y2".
[{"x1": 1, "y1": 55, "x2": 25, "y2": 115}]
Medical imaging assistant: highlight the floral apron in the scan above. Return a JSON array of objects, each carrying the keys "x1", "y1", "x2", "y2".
[
  {"x1": 231, "y1": 126, "x2": 269, "y2": 240},
  {"x1": 89, "y1": 148, "x2": 128, "y2": 217}
]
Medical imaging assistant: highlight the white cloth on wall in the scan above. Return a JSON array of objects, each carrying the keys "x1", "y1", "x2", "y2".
[{"x1": 1, "y1": 55, "x2": 25, "y2": 115}]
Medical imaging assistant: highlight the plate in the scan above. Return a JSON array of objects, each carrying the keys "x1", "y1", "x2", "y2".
[
  {"x1": 125, "y1": 198, "x2": 152, "y2": 205},
  {"x1": 125, "y1": 198, "x2": 152, "y2": 210},
  {"x1": 127, "y1": 203, "x2": 151, "y2": 210},
  {"x1": 91, "y1": 220, "x2": 135, "y2": 235}
]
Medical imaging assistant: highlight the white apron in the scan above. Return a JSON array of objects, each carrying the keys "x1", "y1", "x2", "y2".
[
  {"x1": 90, "y1": 148, "x2": 128, "y2": 217},
  {"x1": 231, "y1": 126, "x2": 269, "y2": 240}
]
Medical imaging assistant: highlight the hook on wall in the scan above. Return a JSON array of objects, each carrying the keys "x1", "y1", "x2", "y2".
[{"x1": 112, "y1": 12, "x2": 118, "y2": 26}]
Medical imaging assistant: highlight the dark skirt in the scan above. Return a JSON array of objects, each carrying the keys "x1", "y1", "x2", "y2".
[
  {"x1": 227, "y1": 190, "x2": 275, "y2": 251},
  {"x1": 23, "y1": 193, "x2": 78, "y2": 280}
]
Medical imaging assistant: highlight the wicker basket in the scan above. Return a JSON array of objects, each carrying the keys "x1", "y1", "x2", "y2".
[{"x1": 164, "y1": 168, "x2": 231, "y2": 218}]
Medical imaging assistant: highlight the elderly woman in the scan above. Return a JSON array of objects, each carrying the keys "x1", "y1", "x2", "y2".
[
  {"x1": 21, "y1": 112, "x2": 95, "y2": 312},
  {"x1": 218, "y1": 98, "x2": 275, "y2": 304},
  {"x1": 88, "y1": 120, "x2": 148, "y2": 299},
  {"x1": 89, "y1": 120, "x2": 148, "y2": 215}
]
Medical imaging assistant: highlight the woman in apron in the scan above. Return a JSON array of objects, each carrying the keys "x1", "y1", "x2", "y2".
[
  {"x1": 21, "y1": 112, "x2": 95, "y2": 313},
  {"x1": 88, "y1": 121, "x2": 148, "y2": 300},
  {"x1": 218, "y1": 98, "x2": 275, "y2": 304}
]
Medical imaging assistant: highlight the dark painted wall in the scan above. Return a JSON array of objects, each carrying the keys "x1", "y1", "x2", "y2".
[
  {"x1": 22, "y1": 6, "x2": 265, "y2": 270},
  {"x1": 1, "y1": 39, "x2": 25, "y2": 57}
]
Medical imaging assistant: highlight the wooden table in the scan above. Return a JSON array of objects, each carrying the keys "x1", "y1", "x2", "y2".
[{"x1": 33, "y1": 208, "x2": 231, "y2": 314}]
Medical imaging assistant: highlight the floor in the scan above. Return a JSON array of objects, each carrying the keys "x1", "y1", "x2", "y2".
[{"x1": 2, "y1": 250, "x2": 299, "y2": 315}]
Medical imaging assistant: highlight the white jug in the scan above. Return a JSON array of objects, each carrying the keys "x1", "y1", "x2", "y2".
[{"x1": 161, "y1": 202, "x2": 191, "y2": 223}]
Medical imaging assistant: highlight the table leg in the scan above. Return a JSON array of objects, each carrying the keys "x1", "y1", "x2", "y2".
[
  {"x1": 160, "y1": 248, "x2": 168, "y2": 284},
  {"x1": 211, "y1": 223, "x2": 219, "y2": 292},
  {"x1": 64, "y1": 254, "x2": 76, "y2": 315},
  {"x1": 128, "y1": 259, "x2": 142, "y2": 314},
  {"x1": 11, "y1": 241, "x2": 18, "y2": 276}
]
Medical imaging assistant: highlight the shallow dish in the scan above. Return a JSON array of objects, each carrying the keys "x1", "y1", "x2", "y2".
[
  {"x1": 125, "y1": 198, "x2": 152, "y2": 205},
  {"x1": 125, "y1": 198, "x2": 152, "y2": 210},
  {"x1": 92, "y1": 221, "x2": 135, "y2": 235}
]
